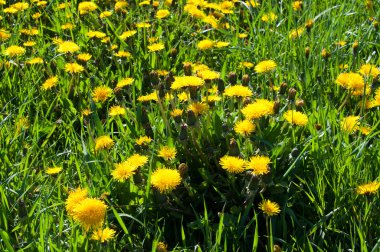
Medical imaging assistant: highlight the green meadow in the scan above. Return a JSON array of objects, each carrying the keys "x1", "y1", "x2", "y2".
[{"x1": 0, "y1": 0, "x2": 380, "y2": 251}]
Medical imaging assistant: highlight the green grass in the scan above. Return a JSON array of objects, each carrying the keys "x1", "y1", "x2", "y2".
[{"x1": 1, "y1": 0, "x2": 380, "y2": 251}]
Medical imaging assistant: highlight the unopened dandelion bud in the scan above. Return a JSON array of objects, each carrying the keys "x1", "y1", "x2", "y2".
[
  {"x1": 179, "y1": 123, "x2": 188, "y2": 140},
  {"x1": 291, "y1": 147, "x2": 299, "y2": 158},
  {"x1": 165, "y1": 71, "x2": 175, "y2": 90},
  {"x1": 242, "y1": 74, "x2": 250, "y2": 86},
  {"x1": 305, "y1": 47, "x2": 310, "y2": 58},
  {"x1": 273, "y1": 100, "x2": 280, "y2": 114},
  {"x1": 321, "y1": 48, "x2": 330, "y2": 59},
  {"x1": 373, "y1": 21, "x2": 379, "y2": 30},
  {"x1": 315, "y1": 124, "x2": 322, "y2": 130},
  {"x1": 352, "y1": 40, "x2": 359, "y2": 54},
  {"x1": 305, "y1": 19, "x2": 314, "y2": 32},
  {"x1": 279, "y1": 82, "x2": 288, "y2": 94},
  {"x1": 274, "y1": 245, "x2": 282, "y2": 252},
  {"x1": 173, "y1": 113, "x2": 182, "y2": 124},
  {"x1": 228, "y1": 72, "x2": 237, "y2": 85},
  {"x1": 178, "y1": 163, "x2": 188, "y2": 177},
  {"x1": 150, "y1": 71, "x2": 160, "y2": 87},
  {"x1": 295, "y1": 99, "x2": 304, "y2": 109},
  {"x1": 217, "y1": 78, "x2": 225, "y2": 93},
  {"x1": 183, "y1": 62, "x2": 192, "y2": 76},
  {"x1": 186, "y1": 110, "x2": 197, "y2": 126},
  {"x1": 170, "y1": 48, "x2": 178, "y2": 57},
  {"x1": 228, "y1": 138, "x2": 240, "y2": 156},
  {"x1": 288, "y1": 88, "x2": 297, "y2": 101}
]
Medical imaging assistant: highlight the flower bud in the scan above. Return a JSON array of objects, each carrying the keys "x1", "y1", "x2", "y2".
[
  {"x1": 228, "y1": 72, "x2": 237, "y2": 85},
  {"x1": 183, "y1": 62, "x2": 192, "y2": 76},
  {"x1": 279, "y1": 82, "x2": 288, "y2": 95},
  {"x1": 273, "y1": 100, "x2": 280, "y2": 114},
  {"x1": 186, "y1": 110, "x2": 197, "y2": 126},
  {"x1": 228, "y1": 138, "x2": 240, "y2": 156},
  {"x1": 242, "y1": 74, "x2": 250, "y2": 86},
  {"x1": 288, "y1": 87, "x2": 297, "y2": 101},
  {"x1": 217, "y1": 78, "x2": 225, "y2": 93},
  {"x1": 179, "y1": 123, "x2": 188, "y2": 141},
  {"x1": 305, "y1": 47, "x2": 310, "y2": 58},
  {"x1": 178, "y1": 163, "x2": 189, "y2": 177}
]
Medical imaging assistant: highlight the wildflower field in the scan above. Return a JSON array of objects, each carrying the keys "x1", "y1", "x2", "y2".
[{"x1": 1, "y1": 0, "x2": 380, "y2": 251}]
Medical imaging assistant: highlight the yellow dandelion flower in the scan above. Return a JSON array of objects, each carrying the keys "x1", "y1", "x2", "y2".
[
  {"x1": 100, "y1": 11, "x2": 112, "y2": 19},
  {"x1": 156, "y1": 242, "x2": 168, "y2": 252},
  {"x1": 151, "y1": 168, "x2": 182, "y2": 193},
  {"x1": 197, "y1": 39, "x2": 214, "y2": 50},
  {"x1": 46, "y1": 166, "x2": 62, "y2": 175},
  {"x1": 239, "y1": 33, "x2": 248, "y2": 38},
  {"x1": 87, "y1": 30, "x2": 107, "y2": 39},
  {"x1": 42, "y1": 76, "x2": 58, "y2": 90},
  {"x1": 116, "y1": 78, "x2": 134, "y2": 89},
  {"x1": 192, "y1": 63, "x2": 210, "y2": 73},
  {"x1": 223, "y1": 85, "x2": 253, "y2": 98},
  {"x1": 65, "y1": 63, "x2": 84, "y2": 74},
  {"x1": 109, "y1": 105, "x2": 126, "y2": 116},
  {"x1": 72, "y1": 198, "x2": 107, "y2": 231},
  {"x1": 245, "y1": 0, "x2": 260, "y2": 7},
  {"x1": 188, "y1": 102, "x2": 208, "y2": 116},
  {"x1": 171, "y1": 76, "x2": 204, "y2": 90},
  {"x1": 241, "y1": 99, "x2": 275, "y2": 120},
  {"x1": 170, "y1": 109, "x2": 183, "y2": 118},
  {"x1": 234, "y1": 120, "x2": 255, "y2": 136},
  {"x1": 259, "y1": 199, "x2": 281, "y2": 216},
  {"x1": 32, "y1": 12, "x2": 41, "y2": 19},
  {"x1": 202, "y1": 15, "x2": 219, "y2": 29},
  {"x1": 4, "y1": 45, "x2": 25, "y2": 57},
  {"x1": 177, "y1": 92, "x2": 190, "y2": 102},
  {"x1": 156, "y1": 9, "x2": 170, "y2": 19},
  {"x1": 240, "y1": 61, "x2": 254, "y2": 68},
  {"x1": 292, "y1": 1, "x2": 302, "y2": 11},
  {"x1": 136, "y1": 22, "x2": 151, "y2": 28},
  {"x1": 78, "y1": 1, "x2": 97, "y2": 15},
  {"x1": 158, "y1": 146, "x2": 177, "y2": 160},
  {"x1": 115, "y1": 1, "x2": 128, "y2": 12},
  {"x1": 335, "y1": 72, "x2": 364, "y2": 90},
  {"x1": 92, "y1": 86, "x2": 113, "y2": 102},
  {"x1": 202, "y1": 95, "x2": 221, "y2": 103},
  {"x1": 65, "y1": 188, "x2": 88, "y2": 216},
  {"x1": 255, "y1": 60, "x2": 277, "y2": 73},
  {"x1": 94, "y1": 135, "x2": 114, "y2": 151},
  {"x1": 120, "y1": 30, "x2": 137, "y2": 40},
  {"x1": 219, "y1": 156, "x2": 246, "y2": 174},
  {"x1": 359, "y1": 64, "x2": 379, "y2": 78},
  {"x1": 23, "y1": 41, "x2": 36, "y2": 47},
  {"x1": 283, "y1": 110, "x2": 308, "y2": 126},
  {"x1": 341, "y1": 116, "x2": 360, "y2": 134},
  {"x1": 246, "y1": 155, "x2": 270, "y2": 175},
  {"x1": 20, "y1": 28, "x2": 39, "y2": 36},
  {"x1": 139, "y1": 1, "x2": 150, "y2": 6},
  {"x1": 57, "y1": 41, "x2": 80, "y2": 53},
  {"x1": 197, "y1": 69, "x2": 220, "y2": 80},
  {"x1": 136, "y1": 136, "x2": 152, "y2": 145},
  {"x1": 289, "y1": 27, "x2": 305, "y2": 39},
  {"x1": 148, "y1": 43, "x2": 165, "y2": 52},
  {"x1": 137, "y1": 92, "x2": 158, "y2": 102},
  {"x1": 15, "y1": 116, "x2": 30, "y2": 132},
  {"x1": 356, "y1": 181, "x2": 380, "y2": 195},
  {"x1": 26, "y1": 57, "x2": 43, "y2": 65},
  {"x1": 114, "y1": 51, "x2": 131, "y2": 58},
  {"x1": 10, "y1": 2, "x2": 29, "y2": 11},
  {"x1": 82, "y1": 109, "x2": 92, "y2": 116},
  {"x1": 77, "y1": 53, "x2": 92, "y2": 62},
  {"x1": 112, "y1": 161, "x2": 138, "y2": 182},
  {"x1": 91, "y1": 228, "x2": 116, "y2": 242},
  {"x1": 61, "y1": 23, "x2": 75, "y2": 30},
  {"x1": 0, "y1": 29, "x2": 11, "y2": 41},
  {"x1": 360, "y1": 126, "x2": 371, "y2": 135},
  {"x1": 261, "y1": 12, "x2": 277, "y2": 23}
]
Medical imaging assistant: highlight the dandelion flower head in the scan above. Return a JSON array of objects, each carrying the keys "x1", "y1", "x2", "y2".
[
  {"x1": 151, "y1": 168, "x2": 182, "y2": 193},
  {"x1": 219, "y1": 155, "x2": 246, "y2": 174}
]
